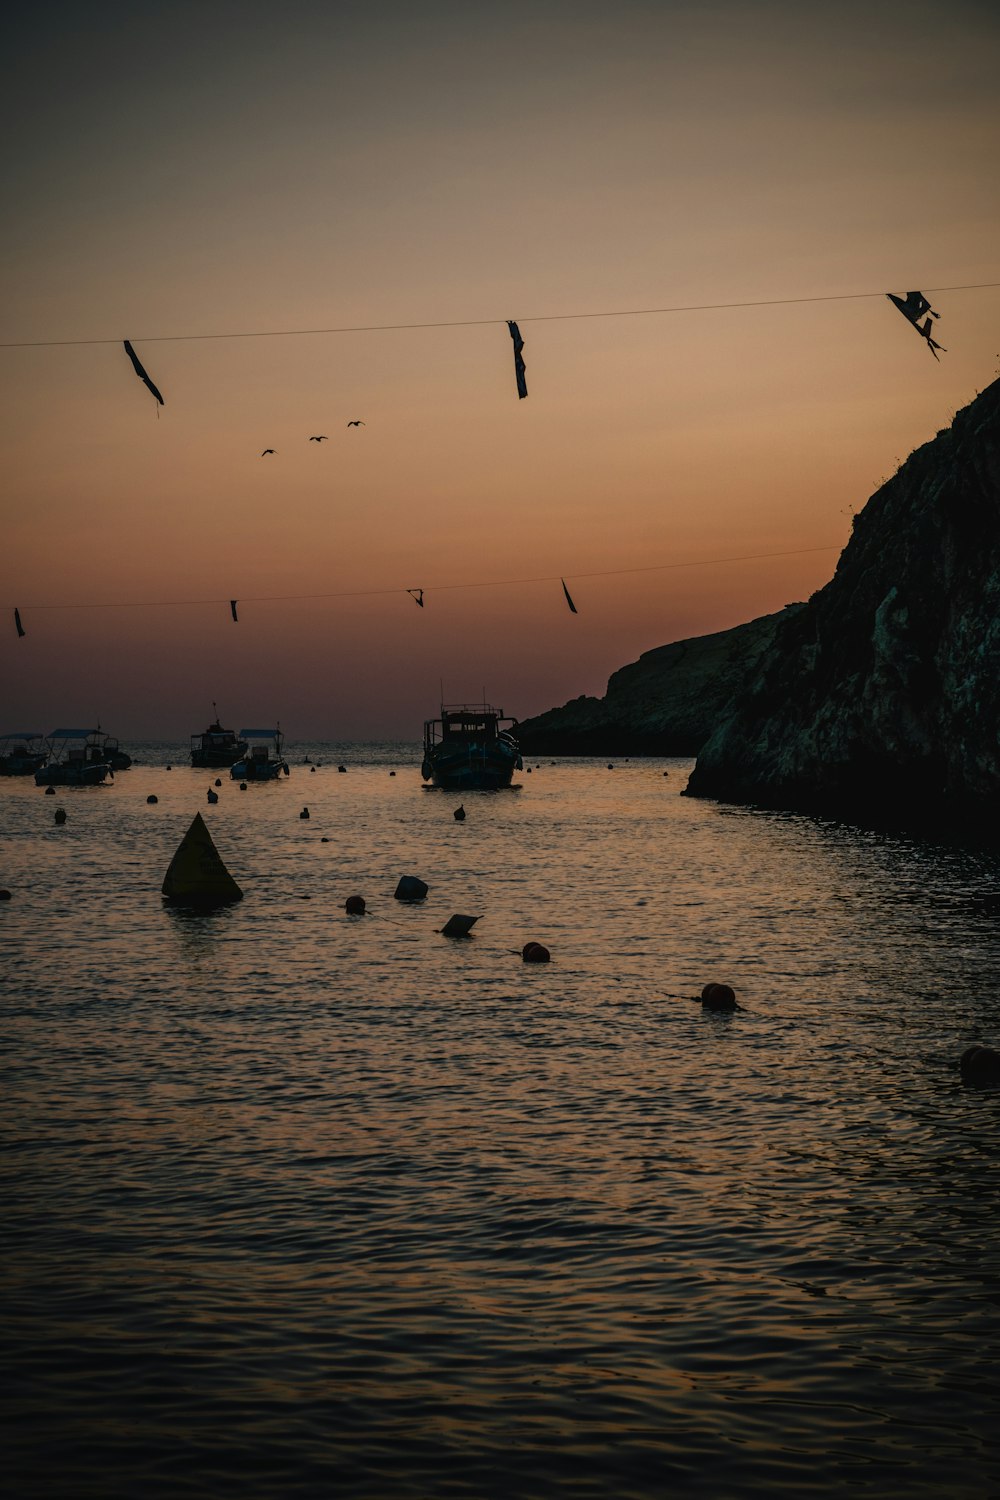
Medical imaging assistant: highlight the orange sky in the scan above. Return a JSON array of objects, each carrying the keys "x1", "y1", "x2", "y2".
[{"x1": 3, "y1": 0, "x2": 999, "y2": 740}]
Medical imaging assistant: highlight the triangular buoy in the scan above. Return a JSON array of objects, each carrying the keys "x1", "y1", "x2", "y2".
[{"x1": 161, "y1": 811, "x2": 243, "y2": 905}]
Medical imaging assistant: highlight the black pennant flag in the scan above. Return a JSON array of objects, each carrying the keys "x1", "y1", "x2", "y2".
[
  {"x1": 14, "y1": 607, "x2": 25, "y2": 638},
  {"x1": 507, "y1": 321, "x2": 527, "y2": 399},
  {"x1": 886, "y1": 291, "x2": 946, "y2": 360},
  {"x1": 230, "y1": 600, "x2": 239, "y2": 622},
  {"x1": 123, "y1": 340, "x2": 165, "y2": 404},
  {"x1": 561, "y1": 579, "x2": 578, "y2": 614},
  {"x1": 407, "y1": 589, "x2": 425, "y2": 608}
]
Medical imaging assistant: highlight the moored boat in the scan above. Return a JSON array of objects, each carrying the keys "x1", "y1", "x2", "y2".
[
  {"x1": 191, "y1": 710, "x2": 248, "y2": 768},
  {"x1": 0, "y1": 732, "x2": 48, "y2": 777},
  {"x1": 421, "y1": 703, "x2": 522, "y2": 790},
  {"x1": 34, "y1": 729, "x2": 113, "y2": 786},
  {"x1": 85, "y1": 726, "x2": 132, "y2": 771},
  {"x1": 230, "y1": 726, "x2": 290, "y2": 781}
]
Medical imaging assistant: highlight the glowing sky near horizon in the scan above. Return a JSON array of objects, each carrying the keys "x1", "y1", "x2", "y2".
[{"x1": 2, "y1": 0, "x2": 999, "y2": 740}]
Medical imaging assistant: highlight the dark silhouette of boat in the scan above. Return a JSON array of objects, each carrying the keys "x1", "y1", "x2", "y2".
[
  {"x1": 34, "y1": 730, "x2": 112, "y2": 786},
  {"x1": 0, "y1": 732, "x2": 48, "y2": 777},
  {"x1": 191, "y1": 712, "x2": 248, "y2": 768},
  {"x1": 421, "y1": 703, "x2": 522, "y2": 790},
  {"x1": 85, "y1": 726, "x2": 132, "y2": 771},
  {"x1": 230, "y1": 726, "x2": 290, "y2": 781}
]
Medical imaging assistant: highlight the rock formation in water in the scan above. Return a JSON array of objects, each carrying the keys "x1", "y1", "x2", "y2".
[
  {"x1": 516, "y1": 606, "x2": 803, "y2": 757},
  {"x1": 685, "y1": 378, "x2": 1000, "y2": 826}
]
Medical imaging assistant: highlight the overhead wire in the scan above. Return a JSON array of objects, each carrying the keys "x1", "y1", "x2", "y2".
[{"x1": 1, "y1": 282, "x2": 998, "y2": 350}]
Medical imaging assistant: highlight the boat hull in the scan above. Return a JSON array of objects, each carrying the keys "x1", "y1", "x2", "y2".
[
  {"x1": 0, "y1": 754, "x2": 48, "y2": 777},
  {"x1": 230, "y1": 759, "x2": 288, "y2": 781},
  {"x1": 421, "y1": 743, "x2": 519, "y2": 791},
  {"x1": 35, "y1": 762, "x2": 111, "y2": 786}
]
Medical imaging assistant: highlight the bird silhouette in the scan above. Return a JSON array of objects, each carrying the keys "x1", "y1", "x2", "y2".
[
  {"x1": 261, "y1": 448, "x2": 276, "y2": 456},
  {"x1": 309, "y1": 435, "x2": 328, "y2": 442},
  {"x1": 347, "y1": 420, "x2": 366, "y2": 427}
]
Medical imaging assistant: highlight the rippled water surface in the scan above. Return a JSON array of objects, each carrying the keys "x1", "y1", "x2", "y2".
[{"x1": 3, "y1": 745, "x2": 1000, "y2": 1498}]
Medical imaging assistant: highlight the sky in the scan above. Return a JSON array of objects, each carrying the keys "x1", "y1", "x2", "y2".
[{"x1": 2, "y1": 0, "x2": 999, "y2": 741}]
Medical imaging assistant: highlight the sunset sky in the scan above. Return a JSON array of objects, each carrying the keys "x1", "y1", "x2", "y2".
[{"x1": 3, "y1": 0, "x2": 998, "y2": 741}]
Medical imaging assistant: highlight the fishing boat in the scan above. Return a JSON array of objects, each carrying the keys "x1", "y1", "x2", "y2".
[
  {"x1": 421, "y1": 703, "x2": 522, "y2": 790},
  {"x1": 85, "y1": 726, "x2": 132, "y2": 771},
  {"x1": 229, "y1": 727, "x2": 290, "y2": 781},
  {"x1": 191, "y1": 710, "x2": 248, "y2": 768},
  {"x1": 0, "y1": 732, "x2": 48, "y2": 777},
  {"x1": 34, "y1": 729, "x2": 113, "y2": 786}
]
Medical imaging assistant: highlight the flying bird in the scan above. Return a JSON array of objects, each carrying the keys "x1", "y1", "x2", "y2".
[
  {"x1": 309, "y1": 435, "x2": 328, "y2": 442},
  {"x1": 123, "y1": 340, "x2": 164, "y2": 405},
  {"x1": 347, "y1": 420, "x2": 366, "y2": 427},
  {"x1": 886, "y1": 290, "x2": 946, "y2": 360},
  {"x1": 260, "y1": 449, "x2": 276, "y2": 456}
]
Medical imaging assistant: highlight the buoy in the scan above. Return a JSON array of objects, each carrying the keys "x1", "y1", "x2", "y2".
[
  {"x1": 959, "y1": 1045, "x2": 1000, "y2": 1085},
  {"x1": 310, "y1": 766, "x2": 316, "y2": 773},
  {"x1": 440, "y1": 914, "x2": 478, "y2": 938},
  {"x1": 663, "y1": 771, "x2": 669, "y2": 777},
  {"x1": 161, "y1": 812, "x2": 243, "y2": 906},
  {"x1": 0, "y1": 889, "x2": 11, "y2": 900},
  {"x1": 701, "y1": 982, "x2": 738, "y2": 1012},
  {"x1": 166, "y1": 765, "x2": 172, "y2": 771},
  {"x1": 300, "y1": 807, "x2": 310, "y2": 819},
  {"x1": 389, "y1": 771, "x2": 396, "y2": 777},
  {"x1": 394, "y1": 875, "x2": 428, "y2": 902},
  {"x1": 454, "y1": 805, "x2": 466, "y2": 821},
  {"x1": 607, "y1": 763, "x2": 614, "y2": 770},
  {"x1": 147, "y1": 795, "x2": 158, "y2": 804},
  {"x1": 54, "y1": 808, "x2": 67, "y2": 825},
  {"x1": 522, "y1": 941, "x2": 550, "y2": 963},
  {"x1": 345, "y1": 895, "x2": 366, "y2": 915},
  {"x1": 239, "y1": 781, "x2": 248, "y2": 790},
  {"x1": 214, "y1": 778, "x2": 222, "y2": 787},
  {"x1": 45, "y1": 785, "x2": 55, "y2": 796},
  {"x1": 338, "y1": 765, "x2": 347, "y2": 773},
  {"x1": 321, "y1": 837, "x2": 330, "y2": 842},
  {"x1": 207, "y1": 789, "x2": 219, "y2": 804}
]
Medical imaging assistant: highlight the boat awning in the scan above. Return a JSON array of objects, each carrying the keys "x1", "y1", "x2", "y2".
[
  {"x1": 48, "y1": 728, "x2": 97, "y2": 738},
  {"x1": 1, "y1": 731, "x2": 44, "y2": 740}
]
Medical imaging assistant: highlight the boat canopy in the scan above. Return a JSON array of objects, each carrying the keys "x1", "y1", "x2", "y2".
[
  {"x1": 48, "y1": 728, "x2": 98, "y2": 738},
  {"x1": 1, "y1": 731, "x2": 44, "y2": 740},
  {"x1": 239, "y1": 728, "x2": 280, "y2": 738}
]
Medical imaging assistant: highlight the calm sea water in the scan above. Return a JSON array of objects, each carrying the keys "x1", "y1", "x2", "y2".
[{"x1": 2, "y1": 744, "x2": 999, "y2": 1499}]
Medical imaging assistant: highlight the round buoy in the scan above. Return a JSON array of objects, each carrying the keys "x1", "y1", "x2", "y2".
[
  {"x1": 960, "y1": 1045, "x2": 1000, "y2": 1085},
  {"x1": 345, "y1": 895, "x2": 366, "y2": 915},
  {"x1": 522, "y1": 942, "x2": 551, "y2": 963},
  {"x1": 147, "y1": 794, "x2": 158, "y2": 804},
  {"x1": 701, "y1": 982, "x2": 737, "y2": 1012},
  {"x1": 207, "y1": 790, "x2": 218, "y2": 804},
  {"x1": 0, "y1": 889, "x2": 11, "y2": 901},
  {"x1": 214, "y1": 778, "x2": 222, "y2": 787},
  {"x1": 663, "y1": 771, "x2": 669, "y2": 777},
  {"x1": 44, "y1": 785, "x2": 56, "y2": 796},
  {"x1": 54, "y1": 808, "x2": 67, "y2": 825},
  {"x1": 607, "y1": 763, "x2": 614, "y2": 770},
  {"x1": 454, "y1": 805, "x2": 466, "y2": 821},
  {"x1": 338, "y1": 765, "x2": 347, "y2": 773},
  {"x1": 321, "y1": 837, "x2": 330, "y2": 842},
  {"x1": 166, "y1": 765, "x2": 172, "y2": 771},
  {"x1": 310, "y1": 766, "x2": 316, "y2": 773},
  {"x1": 239, "y1": 782, "x2": 248, "y2": 791},
  {"x1": 389, "y1": 771, "x2": 396, "y2": 777},
  {"x1": 300, "y1": 807, "x2": 310, "y2": 819}
]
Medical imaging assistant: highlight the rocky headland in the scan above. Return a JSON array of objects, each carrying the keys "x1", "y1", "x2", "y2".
[
  {"x1": 685, "y1": 377, "x2": 1000, "y2": 829},
  {"x1": 516, "y1": 606, "x2": 804, "y2": 758},
  {"x1": 520, "y1": 376, "x2": 1000, "y2": 834}
]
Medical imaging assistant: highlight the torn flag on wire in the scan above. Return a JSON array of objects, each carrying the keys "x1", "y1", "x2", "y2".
[
  {"x1": 507, "y1": 321, "x2": 527, "y2": 399},
  {"x1": 407, "y1": 589, "x2": 425, "y2": 608},
  {"x1": 230, "y1": 600, "x2": 239, "y2": 622},
  {"x1": 561, "y1": 579, "x2": 578, "y2": 614},
  {"x1": 886, "y1": 291, "x2": 946, "y2": 360},
  {"x1": 14, "y1": 607, "x2": 25, "y2": 638},
  {"x1": 123, "y1": 340, "x2": 165, "y2": 404}
]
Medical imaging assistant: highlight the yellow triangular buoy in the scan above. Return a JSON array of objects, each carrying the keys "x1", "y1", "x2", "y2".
[{"x1": 161, "y1": 812, "x2": 243, "y2": 905}]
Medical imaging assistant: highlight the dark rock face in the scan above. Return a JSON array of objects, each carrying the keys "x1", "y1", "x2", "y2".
[
  {"x1": 685, "y1": 379, "x2": 1000, "y2": 829},
  {"x1": 517, "y1": 607, "x2": 803, "y2": 756}
]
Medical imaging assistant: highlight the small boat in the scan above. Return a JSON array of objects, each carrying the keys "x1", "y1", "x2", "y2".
[
  {"x1": 34, "y1": 729, "x2": 113, "y2": 786},
  {"x1": 421, "y1": 703, "x2": 522, "y2": 790},
  {"x1": 0, "y1": 732, "x2": 48, "y2": 777},
  {"x1": 230, "y1": 726, "x2": 290, "y2": 781},
  {"x1": 85, "y1": 726, "x2": 132, "y2": 771},
  {"x1": 191, "y1": 710, "x2": 249, "y2": 768}
]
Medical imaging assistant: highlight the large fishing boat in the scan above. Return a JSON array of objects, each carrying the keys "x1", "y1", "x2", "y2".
[
  {"x1": 0, "y1": 732, "x2": 48, "y2": 777},
  {"x1": 34, "y1": 729, "x2": 113, "y2": 786},
  {"x1": 191, "y1": 711, "x2": 248, "y2": 768},
  {"x1": 421, "y1": 703, "x2": 522, "y2": 791},
  {"x1": 230, "y1": 727, "x2": 290, "y2": 781}
]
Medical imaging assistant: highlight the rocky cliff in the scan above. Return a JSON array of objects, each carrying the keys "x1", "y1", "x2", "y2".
[
  {"x1": 685, "y1": 378, "x2": 1000, "y2": 828},
  {"x1": 516, "y1": 606, "x2": 803, "y2": 757}
]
